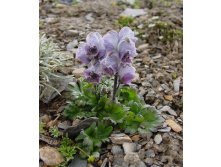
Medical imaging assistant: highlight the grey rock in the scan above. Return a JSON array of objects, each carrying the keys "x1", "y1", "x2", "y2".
[
  {"x1": 124, "y1": 152, "x2": 140, "y2": 165},
  {"x1": 146, "y1": 149, "x2": 155, "y2": 158},
  {"x1": 64, "y1": 117, "x2": 99, "y2": 139},
  {"x1": 160, "y1": 106, "x2": 177, "y2": 116},
  {"x1": 85, "y1": 13, "x2": 94, "y2": 22},
  {"x1": 113, "y1": 154, "x2": 125, "y2": 166},
  {"x1": 158, "y1": 127, "x2": 171, "y2": 132},
  {"x1": 137, "y1": 161, "x2": 147, "y2": 167},
  {"x1": 120, "y1": 8, "x2": 147, "y2": 18},
  {"x1": 144, "y1": 158, "x2": 153, "y2": 166},
  {"x1": 65, "y1": 29, "x2": 79, "y2": 37},
  {"x1": 138, "y1": 149, "x2": 145, "y2": 160},
  {"x1": 154, "y1": 134, "x2": 162, "y2": 144},
  {"x1": 123, "y1": 142, "x2": 136, "y2": 154},
  {"x1": 150, "y1": 165, "x2": 160, "y2": 167},
  {"x1": 66, "y1": 40, "x2": 78, "y2": 52},
  {"x1": 173, "y1": 77, "x2": 181, "y2": 92},
  {"x1": 111, "y1": 145, "x2": 123, "y2": 154},
  {"x1": 68, "y1": 156, "x2": 87, "y2": 167}
]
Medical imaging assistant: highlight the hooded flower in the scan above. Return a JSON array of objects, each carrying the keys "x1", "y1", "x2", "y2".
[
  {"x1": 103, "y1": 27, "x2": 137, "y2": 64},
  {"x1": 76, "y1": 32, "x2": 105, "y2": 64},
  {"x1": 101, "y1": 52, "x2": 119, "y2": 76},
  {"x1": 118, "y1": 64, "x2": 136, "y2": 84},
  {"x1": 84, "y1": 63, "x2": 101, "y2": 84}
]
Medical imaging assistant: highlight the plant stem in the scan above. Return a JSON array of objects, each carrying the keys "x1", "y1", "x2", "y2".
[
  {"x1": 75, "y1": 146, "x2": 90, "y2": 157},
  {"x1": 112, "y1": 74, "x2": 118, "y2": 102}
]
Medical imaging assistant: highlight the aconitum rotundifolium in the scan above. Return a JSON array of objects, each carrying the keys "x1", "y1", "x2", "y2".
[
  {"x1": 102, "y1": 27, "x2": 137, "y2": 84},
  {"x1": 84, "y1": 62, "x2": 101, "y2": 84},
  {"x1": 118, "y1": 64, "x2": 136, "y2": 84},
  {"x1": 76, "y1": 32, "x2": 106, "y2": 65}
]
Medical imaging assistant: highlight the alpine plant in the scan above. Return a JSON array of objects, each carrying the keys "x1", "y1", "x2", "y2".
[{"x1": 76, "y1": 27, "x2": 137, "y2": 101}]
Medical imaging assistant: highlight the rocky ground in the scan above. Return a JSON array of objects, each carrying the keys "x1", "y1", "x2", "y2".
[{"x1": 39, "y1": 0, "x2": 183, "y2": 166}]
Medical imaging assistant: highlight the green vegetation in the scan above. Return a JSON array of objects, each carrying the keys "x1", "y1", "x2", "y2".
[
  {"x1": 117, "y1": 16, "x2": 134, "y2": 27},
  {"x1": 49, "y1": 126, "x2": 60, "y2": 138}
]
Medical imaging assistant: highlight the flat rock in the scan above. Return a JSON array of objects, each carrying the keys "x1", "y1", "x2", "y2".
[
  {"x1": 137, "y1": 44, "x2": 149, "y2": 52},
  {"x1": 124, "y1": 152, "x2": 140, "y2": 165},
  {"x1": 173, "y1": 77, "x2": 181, "y2": 92},
  {"x1": 110, "y1": 134, "x2": 132, "y2": 144},
  {"x1": 39, "y1": 146, "x2": 64, "y2": 166},
  {"x1": 154, "y1": 134, "x2": 162, "y2": 144},
  {"x1": 166, "y1": 119, "x2": 182, "y2": 133},
  {"x1": 64, "y1": 117, "x2": 98, "y2": 139},
  {"x1": 68, "y1": 156, "x2": 87, "y2": 167},
  {"x1": 160, "y1": 106, "x2": 177, "y2": 116},
  {"x1": 145, "y1": 149, "x2": 155, "y2": 158},
  {"x1": 123, "y1": 142, "x2": 136, "y2": 154},
  {"x1": 120, "y1": 8, "x2": 147, "y2": 18},
  {"x1": 111, "y1": 145, "x2": 123, "y2": 154},
  {"x1": 72, "y1": 67, "x2": 85, "y2": 78},
  {"x1": 131, "y1": 134, "x2": 140, "y2": 142}
]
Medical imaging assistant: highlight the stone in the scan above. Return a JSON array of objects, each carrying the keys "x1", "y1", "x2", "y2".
[
  {"x1": 72, "y1": 67, "x2": 85, "y2": 78},
  {"x1": 138, "y1": 149, "x2": 145, "y2": 160},
  {"x1": 40, "y1": 114, "x2": 50, "y2": 124},
  {"x1": 132, "y1": 73, "x2": 140, "y2": 83},
  {"x1": 65, "y1": 29, "x2": 79, "y2": 37},
  {"x1": 160, "y1": 106, "x2": 177, "y2": 116},
  {"x1": 131, "y1": 134, "x2": 140, "y2": 142},
  {"x1": 145, "y1": 149, "x2": 155, "y2": 158},
  {"x1": 154, "y1": 134, "x2": 162, "y2": 144},
  {"x1": 123, "y1": 142, "x2": 136, "y2": 154},
  {"x1": 110, "y1": 134, "x2": 132, "y2": 144},
  {"x1": 120, "y1": 8, "x2": 147, "y2": 18},
  {"x1": 67, "y1": 40, "x2": 78, "y2": 52},
  {"x1": 173, "y1": 77, "x2": 181, "y2": 92},
  {"x1": 124, "y1": 152, "x2": 140, "y2": 165},
  {"x1": 68, "y1": 156, "x2": 87, "y2": 167},
  {"x1": 166, "y1": 119, "x2": 182, "y2": 133},
  {"x1": 39, "y1": 146, "x2": 64, "y2": 166},
  {"x1": 144, "y1": 158, "x2": 153, "y2": 166},
  {"x1": 164, "y1": 95, "x2": 173, "y2": 101},
  {"x1": 85, "y1": 13, "x2": 94, "y2": 22},
  {"x1": 111, "y1": 145, "x2": 123, "y2": 154},
  {"x1": 113, "y1": 154, "x2": 125, "y2": 166},
  {"x1": 158, "y1": 127, "x2": 171, "y2": 132},
  {"x1": 137, "y1": 161, "x2": 147, "y2": 167},
  {"x1": 137, "y1": 44, "x2": 149, "y2": 52}
]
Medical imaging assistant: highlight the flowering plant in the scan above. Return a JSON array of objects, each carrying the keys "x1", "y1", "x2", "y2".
[
  {"x1": 62, "y1": 27, "x2": 161, "y2": 163},
  {"x1": 76, "y1": 27, "x2": 137, "y2": 101}
]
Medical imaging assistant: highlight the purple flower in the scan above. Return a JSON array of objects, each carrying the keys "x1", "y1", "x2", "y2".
[
  {"x1": 119, "y1": 26, "x2": 137, "y2": 43},
  {"x1": 118, "y1": 64, "x2": 136, "y2": 84},
  {"x1": 76, "y1": 32, "x2": 105, "y2": 64},
  {"x1": 103, "y1": 27, "x2": 137, "y2": 64},
  {"x1": 101, "y1": 52, "x2": 119, "y2": 76},
  {"x1": 84, "y1": 63, "x2": 101, "y2": 84}
]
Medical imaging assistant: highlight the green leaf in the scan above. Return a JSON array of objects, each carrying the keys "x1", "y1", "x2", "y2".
[
  {"x1": 118, "y1": 87, "x2": 140, "y2": 104},
  {"x1": 99, "y1": 102, "x2": 126, "y2": 124},
  {"x1": 75, "y1": 123, "x2": 113, "y2": 156}
]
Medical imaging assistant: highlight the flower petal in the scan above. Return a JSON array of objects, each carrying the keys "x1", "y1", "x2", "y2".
[
  {"x1": 119, "y1": 64, "x2": 136, "y2": 84},
  {"x1": 118, "y1": 39, "x2": 137, "y2": 60},
  {"x1": 76, "y1": 42, "x2": 91, "y2": 64},
  {"x1": 103, "y1": 30, "x2": 119, "y2": 52},
  {"x1": 84, "y1": 64, "x2": 101, "y2": 84},
  {"x1": 101, "y1": 52, "x2": 119, "y2": 76},
  {"x1": 119, "y1": 26, "x2": 137, "y2": 43}
]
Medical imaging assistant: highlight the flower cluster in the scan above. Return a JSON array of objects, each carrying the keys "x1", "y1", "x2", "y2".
[{"x1": 76, "y1": 27, "x2": 137, "y2": 84}]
